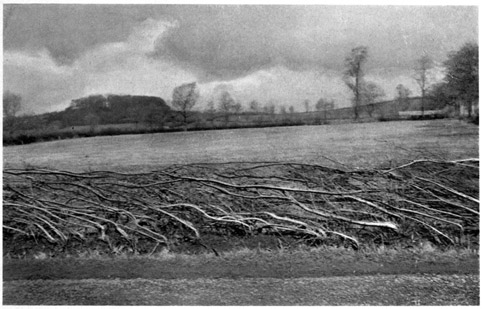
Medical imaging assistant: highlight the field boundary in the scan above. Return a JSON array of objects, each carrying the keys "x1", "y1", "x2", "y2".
[{"x1": 3, "y1": 245, "x2": 479, "y2": 281}]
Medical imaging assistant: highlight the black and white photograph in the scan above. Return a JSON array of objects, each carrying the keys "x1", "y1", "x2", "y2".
[{"x1": 2, "y1": 1, "x2": 479, "y2": 305}]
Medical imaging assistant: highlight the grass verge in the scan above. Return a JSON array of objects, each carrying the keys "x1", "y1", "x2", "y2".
[{"x1": 4, "y1": 245, "x2": 478, "y2": 281}]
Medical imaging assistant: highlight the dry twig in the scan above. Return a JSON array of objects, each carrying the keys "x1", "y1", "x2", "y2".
[{"x1": 3, "y1": 158, "x2": 478, "y2": 253}]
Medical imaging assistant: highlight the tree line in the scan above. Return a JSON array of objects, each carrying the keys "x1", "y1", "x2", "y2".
[
  {"x1": 169, "y1": 42, "x2": 478, "y2": 125},
  {"x1": 3, "y1": 42, "x2": 478, "y2": 138}
]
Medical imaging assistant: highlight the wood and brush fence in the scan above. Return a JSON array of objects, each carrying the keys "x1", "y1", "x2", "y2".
[{"x1": 3, "y1": 158, "x2": 479, "y2": 256}]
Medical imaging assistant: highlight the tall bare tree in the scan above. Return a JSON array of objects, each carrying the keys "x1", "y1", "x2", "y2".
[
  {"x1": 3, "y1": 91, "x2": 21, "y2": 118},
  {"x1": 395, "y1": 84, "x2": 412, "y2": 110},
  {"x1": 205, "y1": 100, "x2": 216, "y2": 113},
  {"x1": 315, "y1": 98, "x2": 326, "y2": 111},
  {"x1": 232, "y1": 101, "x2": 243, "y2": 114},
  {"x1": 204, "y1": 100, "x2": 216, "y2": 125},
  {"x1": 3, "y1": 91, "x2": 22, "y2": 135},
  {"x1": 249, "y1": 100, "x2": 260, "y2": 113},
  {"x1": 395, "y1": 84, "x2": 411, "y2": 99},
  {"x1": 172, "y1": 82, "x2": 199, "y2": 131},
  {"x1": 218, "y1": 91, "x2": 236, "y2": 123},
  {"x1": 360, "y1": 82, "x2": 385, "y2": 117},
  {"x1": 343, "y1": 46, "x2": 368, "y2": 120},
  {"x1": 316, "y1": 98, "x2": 335, "y2": 120},
  {"x1": 362, "y1": 82, "x2": 385, "y2": 104},
  {"x1": 414, "y1": 55, "x2": 434, "y2": 116}
]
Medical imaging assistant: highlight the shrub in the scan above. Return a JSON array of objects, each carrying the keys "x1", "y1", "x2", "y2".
[{"x1": 468, "y1": 115, "x2": 479, "y2": 125}]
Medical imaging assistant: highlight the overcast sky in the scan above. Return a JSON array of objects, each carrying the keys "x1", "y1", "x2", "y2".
[{"x1": 3, "y1": 4, "x2": 478, "y2": 114}]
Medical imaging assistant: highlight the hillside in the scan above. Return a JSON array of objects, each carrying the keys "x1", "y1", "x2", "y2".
[
  {"x1": 11, "y1": 94, "x2": 172, "y2": 132},
  {"x1": 4, "y1": 95, "x2": 450, "y2": 146}
]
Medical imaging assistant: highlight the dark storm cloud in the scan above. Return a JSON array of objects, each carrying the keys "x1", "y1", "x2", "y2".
[
  {"x1": 153, "y1": 5, "x2": 478, "y2": 81},
  {"x1": 153, "y1": 6, "x2": 301, "y2": 80},
  {"x1": 5, "y1": 5, "x2": 477, "y2": 79},
  {"x1": 3, "y1": 4, "x2": 478, "y2": 113},
  {"x1": 4, "y1": 4, "x2": 187, "y2": 64},
  {"x1": 5, "y1": 4, "x2": 133, "y2": 65}
]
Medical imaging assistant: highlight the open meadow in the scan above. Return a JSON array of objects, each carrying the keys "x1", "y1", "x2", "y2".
[{"x1": 3, "y1": 119, "x2": 479, "y2": 172}]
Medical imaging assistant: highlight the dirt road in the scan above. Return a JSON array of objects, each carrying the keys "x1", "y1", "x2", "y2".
[{"x1": 3, "y1": 274, "x2": 479, "y2": 305}]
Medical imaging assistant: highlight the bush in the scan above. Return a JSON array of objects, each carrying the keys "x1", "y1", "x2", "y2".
[
  {"x1": 409, "y1": 114, "x2": 446, "y2": 121},
  {"x1": 468, "y1": 115, "x2": 479, "y2": 125},
  {"x1": 3, "y1": 134, "x2": 38, "y2": 145}
]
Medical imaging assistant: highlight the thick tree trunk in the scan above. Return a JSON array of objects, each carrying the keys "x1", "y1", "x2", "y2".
[
  {"x1": 182, "y1": 111, "x2": 188, "y2": 131},
  {"x1": 354, "y1": 67, "x2": 360, "y2": 120}
]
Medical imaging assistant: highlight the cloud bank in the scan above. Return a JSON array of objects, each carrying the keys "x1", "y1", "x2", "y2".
[{"x1": 3, "y1": 5, "x2": 478, "y2": 114}]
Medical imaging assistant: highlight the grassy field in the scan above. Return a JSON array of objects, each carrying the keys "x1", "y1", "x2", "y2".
[{"x1": 3, "y1": 119, "x2": 478, "y2": 172}]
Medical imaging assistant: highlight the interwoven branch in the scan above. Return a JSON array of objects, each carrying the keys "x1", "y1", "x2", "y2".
[{"x1": 3, "y1": 158, "x2": 479, "y2": 252}]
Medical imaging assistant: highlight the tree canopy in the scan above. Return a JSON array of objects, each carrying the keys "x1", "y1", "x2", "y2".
[
  {"x1": 3, "y1": 91, "x2": 22, "y2": 135},
  {"x1": 315, "y1": 98, "x2": 335, "y2": 111},
  {"x1": 172, "y1": 82, "x2": 199, "y2": 112},
  {"x1": 361, "y1": 82, "x2": 385, "y2": 105},
  {"x1": 3, "y1": 91, "x2": 22, "y2": 118},
  {"x1": 413, "y1": 55, "x2": 434, "y2": 115},
  {"x1": 343, "y1": 46, "x2": 369, "y2": 119},
  {"x1": 443, "y1": 42, "x2": 478, "y2": 116},
  {"x1": 172, "y1": 82, "x2": 199, "y2": 129}
]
